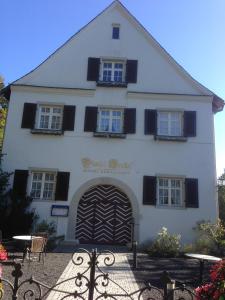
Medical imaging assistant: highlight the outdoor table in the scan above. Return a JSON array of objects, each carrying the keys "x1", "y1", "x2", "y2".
[
  {"x1": 13, "y1": 235, "x2": 42, "y2": 260},
  {"x1": 185, "y1": 253, "x2": 222, "y2": 284}
]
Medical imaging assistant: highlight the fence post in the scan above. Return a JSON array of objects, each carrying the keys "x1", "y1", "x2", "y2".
[
  {"x1": 160, "y1": 271, "x2": 175, "y2": 300},
  {"x1": 88, "y1": 249, "x2": 97, "y2": 300},
  {"x1": 133, "y1": 241, "x2": 137, "y2": 269},
  {"x1": 11, "y1": 262, "x2": 23, "y2": 300}
]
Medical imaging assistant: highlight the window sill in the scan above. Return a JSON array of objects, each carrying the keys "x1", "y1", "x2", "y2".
[
  {"x1": 97, "y1": 81, "x2": 127, "y2": 88},
  {"x1": 155, "y1": 135, "x2": 187, "y2": 142},
  {"x1": 156, "y1": 205, "x2": 185, "y2": 210},
  {"x1": 93, "y1": 132, "x2": 126, "y2": 138},
  {"x1": 31, "y1": 129, "x2": 63, "y2": 135},
  {"x1": 32, "y1": 198, "x2": 55, "y2": 202}
]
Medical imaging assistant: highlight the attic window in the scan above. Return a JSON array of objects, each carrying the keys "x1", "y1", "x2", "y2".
[{"x1": 112, "y1": 25, "x2": 120, "y2": 39}]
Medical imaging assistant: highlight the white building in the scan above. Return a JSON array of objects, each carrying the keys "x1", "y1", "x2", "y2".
[{"x1": 2, "y1": 1, "x2": 224, "y2": 245}]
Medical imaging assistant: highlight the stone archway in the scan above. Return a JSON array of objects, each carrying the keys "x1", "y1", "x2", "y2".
[
  {"x1": 75, "y1": 184, "x2": 132, "y2": 245},
  {"x1": 67, "y1": 177, "x2": 140, "y2": 243}
]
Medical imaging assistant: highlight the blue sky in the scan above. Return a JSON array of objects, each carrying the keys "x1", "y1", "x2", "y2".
[{"x1": 1, "y1": 0, "x2": 225, "y2": 176}]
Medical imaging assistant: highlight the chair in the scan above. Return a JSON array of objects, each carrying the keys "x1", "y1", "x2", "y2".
[
  {"x1": 35, "y1": 232, "x2": 48, "y2": 255},
  {"x1": 25, "y1": 236, "x2": 46, "y2": 263}
]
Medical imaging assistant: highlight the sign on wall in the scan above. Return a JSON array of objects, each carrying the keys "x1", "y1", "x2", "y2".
[{"x1": 81, "y1": 158, "x2": 132, "y2": 174}]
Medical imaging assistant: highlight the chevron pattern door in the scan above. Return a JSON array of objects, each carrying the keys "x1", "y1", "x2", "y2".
[{"x1": 75, "y1": 185, "x2": 133, "y2": 245}]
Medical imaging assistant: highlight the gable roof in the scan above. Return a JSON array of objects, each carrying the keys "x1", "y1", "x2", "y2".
[{"x1": 1, "y1": 0, "x2": 224, "y2": 112}]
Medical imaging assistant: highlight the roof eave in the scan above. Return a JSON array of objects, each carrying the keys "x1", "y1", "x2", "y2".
[{"x1": 212, "y1": 95, "x2": 224, "y2": 113}]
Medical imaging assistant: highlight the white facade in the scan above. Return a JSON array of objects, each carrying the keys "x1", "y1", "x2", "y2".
[{"x1": 2, "y1": 1, "x2": 224, "y2": 245}]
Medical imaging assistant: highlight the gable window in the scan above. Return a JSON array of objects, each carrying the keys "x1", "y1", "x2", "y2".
[
  {"x1": 158, "y1": 177, "x2": 183, "y2": 207},
  {"x1": 98, "y1": 108, "x2": 123, "y2": 133},
  {"x1": 158, "y1": 111, "x2": 182, "y2": 136},
  {"x1": 112, "y1": 25, "x2": 120, "y2": 39},
  {"x1": 102, "y1": 61, "x2": 124, "y2": 83},
  {"x1": 38, "y1": 105, "x2": 63, "y2": 130},
  {"x1": 87, "y1": 57, "x2": 138, "y2": 85},
  {"x1": 30, "y1": 171, "x2": 56, "y2": 200}
]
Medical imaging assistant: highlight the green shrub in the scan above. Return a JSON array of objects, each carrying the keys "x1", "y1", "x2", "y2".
[
  {"x1": 147, "y1": 227, "x2": 181, "y2": 257},
  {"x1": 193, "y1": 219, "x2": 225, "y2": 255},
  {"x1": 34, "y1": 220, "x2": 56, "y2": 236}
]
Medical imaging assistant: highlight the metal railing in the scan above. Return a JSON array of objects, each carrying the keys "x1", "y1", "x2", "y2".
[{"x1": 0, "y1": 248, "x2": 197, "y2": 300}]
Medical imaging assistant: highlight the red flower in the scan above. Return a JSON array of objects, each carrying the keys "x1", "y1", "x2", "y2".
[{"x1": 0, "y1": 245, "x2": 8, "y2": 261}]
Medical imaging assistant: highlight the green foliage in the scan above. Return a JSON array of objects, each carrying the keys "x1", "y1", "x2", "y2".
[
  {"x1": 0, "y1": 154, "x2": 38, "y2": 238},
  {"x1": 0, "y1": 76, "x2": 8, "y2": 152},
  {"x1": 146, "y1": 227, "x2": 181, "y2": 257},
  {"x1": 34, "y1": 220, "x2": 56, "y2": 236},
  {"x1": 193, "y1": 219, "x2": 225, "y2": 255},
  {"x1": 218, "y1": 171, "x2": 225, "y2": 224}
]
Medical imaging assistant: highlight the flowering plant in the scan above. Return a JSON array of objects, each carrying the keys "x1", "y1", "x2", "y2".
[
  {"x1": 195, "y1": 260, "x2": 225, "y2": 300},
  {"x1": 0, "y1": 244, "x2": 8, "y2": 297}
]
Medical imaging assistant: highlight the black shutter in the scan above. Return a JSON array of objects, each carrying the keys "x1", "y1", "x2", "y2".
[
  {"x1": 145, "y1": 109, "x2": 157, "y2": 135},
  {"x1": 124, "y1": 108, "x2": 136, "y2": 134},
  {"x1": 87, "y1": 57, "x2": 100, "y2": 81},
  {"x1": 183, "y1": 111, "x2": 196, "y2": 137},
  {"x1": 126, "y1": 60, "x2": 138, "y2": 83},
  {"x1": 143, "y1": 176, "x2": 157, "y2": 205},
  {"x1": 62, "y1": 105, "x2": 76, "y2": 131},
  {"x1": 12, "y1": 170, "x2": 28, "y2": 198},
  {"x1": 55, "y1": 172, "x2": 70, "y2": 201},
  {"x1": 21, "y1": 103, "x2": 37, "y2": 129},
  {"x1": 185, "y1": 178, "x2": 199, "y2": 208},
  {"x1": 84, "y1": 106, "x2": 98, "y2": 132}
]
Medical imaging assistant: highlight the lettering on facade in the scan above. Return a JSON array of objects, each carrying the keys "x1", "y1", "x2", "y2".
[{"x1": 81, "y1": 158, "x2": 132, "y2": 174}]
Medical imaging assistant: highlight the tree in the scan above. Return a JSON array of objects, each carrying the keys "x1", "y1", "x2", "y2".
[
  {"x1": 0, "y1": 154, "x2": 38, "y2": 238},
  {"x1": 218, "y1": 171, "x2": 225, "y2": 224}
]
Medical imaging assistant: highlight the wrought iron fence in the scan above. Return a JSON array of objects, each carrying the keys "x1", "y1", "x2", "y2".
[{"x1": 0, "y1": 248, "x2": 197, "y2": 300}]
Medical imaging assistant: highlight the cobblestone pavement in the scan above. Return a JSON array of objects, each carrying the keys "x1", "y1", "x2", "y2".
[{"x1": 46, "y1": 250, "x2": 141, "y2": 300}]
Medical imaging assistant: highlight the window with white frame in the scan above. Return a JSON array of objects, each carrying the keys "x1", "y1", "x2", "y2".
[
  {"x1": 98, "y1": 108, "x2": 123, "y2": 133},
  {"x1": 101, "y1": 61, "x2": 124, "y2": 83},
  {"x1": 30, "y1": 172, "x2": 56, "y2": 200},
  {"x1": 37, "y1": 105, "x2": 63, "y2": 130},
  {"x1": 158, "y1": 111, "x2": 183, "y2": 136},
  {"x1": 158, "y1": 177, "x2": 183, "y2": 207}
]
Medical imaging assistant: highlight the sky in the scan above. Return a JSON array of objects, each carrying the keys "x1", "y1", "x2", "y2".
[{"x1": 1, "y1": 0, "x2": 225, "y2": 176}]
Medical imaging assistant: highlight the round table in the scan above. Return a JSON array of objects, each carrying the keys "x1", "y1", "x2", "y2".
[{"x1": 185, "y1": 253, "x2": 222, "y2": 283}]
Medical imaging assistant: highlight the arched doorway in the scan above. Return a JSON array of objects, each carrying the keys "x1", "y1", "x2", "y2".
[{"x1": 75, "y1": 184, "x2": 133, "y2": 245}]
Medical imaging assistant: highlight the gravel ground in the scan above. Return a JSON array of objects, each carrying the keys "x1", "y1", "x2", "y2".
[{"x1": 1, "y1": 252, "x2": 72, "y2": 299}]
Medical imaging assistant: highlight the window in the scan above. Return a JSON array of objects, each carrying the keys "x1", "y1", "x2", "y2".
[
  {"x1": 30, "y1": 172, "x2": 56, "y2": 200},
  {"x1": 158, "y1": 177, "x2": 183, "y2": 207},
  {"x1": 98, "y1": 108, "x2": 123, "y2": 133},
  {"x1": 37, "y1": 105, "x2": 63, "y2": 130},
  {"x1": 158, "y1": 111, "x2": 182, "y2": 136},
  {"x1": 101, "y1": 61, "x2": 124, "y2": 83},
  {"x1": 112, "y1": 25, "x2": 120, "y2": 39}
]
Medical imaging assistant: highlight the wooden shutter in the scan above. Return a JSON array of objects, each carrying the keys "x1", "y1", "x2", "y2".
[
  {"x1": 145, "y1": 109, "x2": 157, "y2": 135},
  {"x1": 124, "y1": 108, "x2": 136, "y2": 134},
  {"x1": 143, "y1": 176, "x2": 157, "y2": 205},
  {"x1": 87, "y1": 57, "x2": 100, "y2": 81},
  {"x1": 183, "y1": 111, "x2": 196, "y2": 137},
  {"x1": 84, "y1": 106, "x2": 98, "y2": 132},
  {"x1": 62, "y1": 105, "x2": 76, "y2": 131},
  {"x1": 185, "y1": 178, "x2": 199, "y2": 208},
  {"x1": 55, "y1": 172, "x2": 70, "y2": 201},
  {"x1": 21, "y1": 103, "x2": 37, "y2": 129},
  {"x1": 126, "y1": 60, "x2": 138, "y2": 83},
  {"x1": 12, "y1": 170, "x2": 28, "y2": 198}
]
